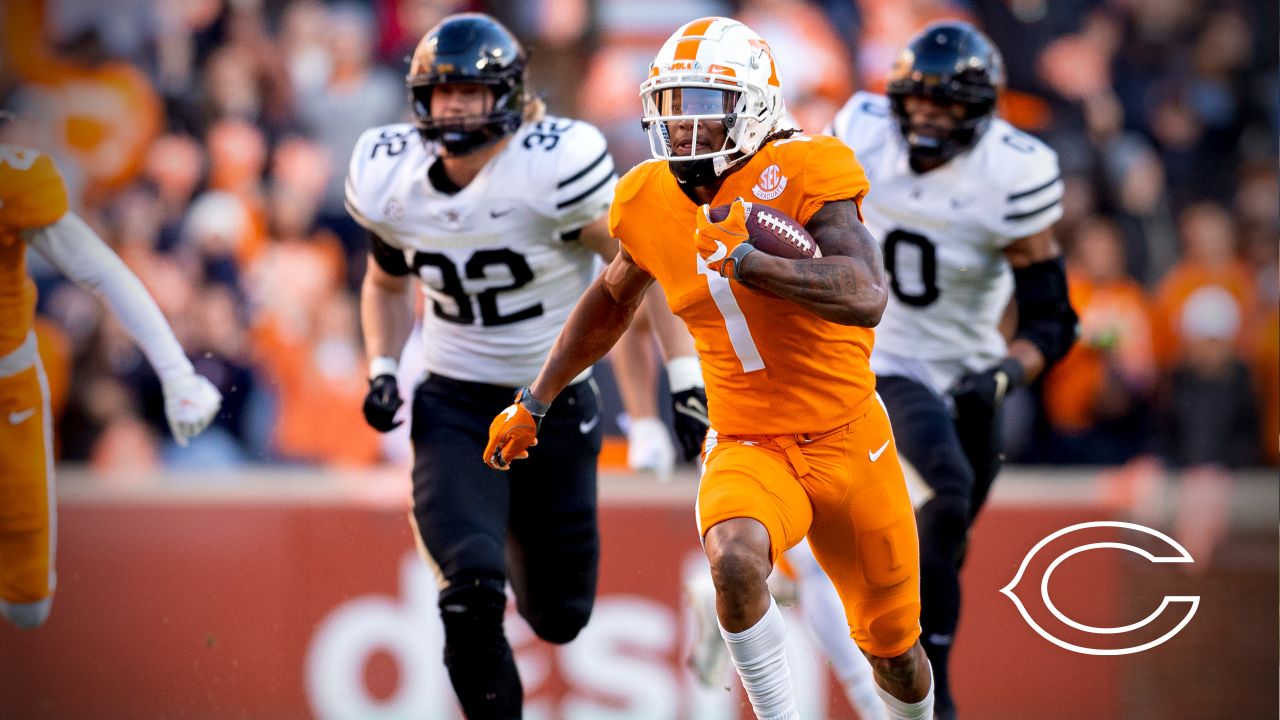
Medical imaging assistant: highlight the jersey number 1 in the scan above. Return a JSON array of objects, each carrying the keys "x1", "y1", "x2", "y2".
[{"x1": 697, "y1": 254, "x2": 765, "y2": 372}]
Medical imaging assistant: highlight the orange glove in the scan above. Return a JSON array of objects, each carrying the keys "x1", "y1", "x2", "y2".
[
  {"x1": 695, "y1": 198, "x2": 753, "y2": 277},
  {"x1": 484, "y1": 387, "x2": 547, "y2": 470}
]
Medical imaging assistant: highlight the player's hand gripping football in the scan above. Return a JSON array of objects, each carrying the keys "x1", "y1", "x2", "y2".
[
  {"x1": 161, "y1": 372, "x2": 223, "y2": 446},
  {"x1": 695, "y1": 198, "x2": 756, "y2": 279},
  {"x1": 484, "y1": 387, "x2": 549, "y2": 470}
]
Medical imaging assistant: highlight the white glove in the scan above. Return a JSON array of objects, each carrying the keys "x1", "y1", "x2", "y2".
[
  {"x1": 161, "y1": 372, "x2": 223, "y2": 446},
  {"x1": 627, "y1": 416, "x2": 676, "y2": 481}
]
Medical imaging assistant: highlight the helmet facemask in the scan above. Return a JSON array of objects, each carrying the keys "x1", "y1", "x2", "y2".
[
  {"x1": 887, "y1": 88, "x2": 994, "y2": 161},
  {"x1": 409, "y1": 74, "x2": 524, "y2": 156}
]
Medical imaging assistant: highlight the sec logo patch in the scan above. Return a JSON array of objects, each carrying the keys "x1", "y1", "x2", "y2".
[{"x1": 751, "y1": 164, "x2": 788, "y2": 200}]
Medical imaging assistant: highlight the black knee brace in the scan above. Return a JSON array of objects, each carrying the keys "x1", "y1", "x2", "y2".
[{"x1": 438, "y1": 582, "x2": 522, "y2": 720}]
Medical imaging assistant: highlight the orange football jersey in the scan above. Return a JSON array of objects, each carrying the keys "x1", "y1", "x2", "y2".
[
  {"x1": 0, "y1": 145, "x2": 69, "y2": 356},
  {"x1": 611, "y1": 134, "x2": 873, "y2": 435}
]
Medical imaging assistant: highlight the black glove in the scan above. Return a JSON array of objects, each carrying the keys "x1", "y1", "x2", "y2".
[
  {"x1": 671, "y1": 386, "x2": 710, "y2": 462},
  {"x1": 363, "y1": 374, "x2": 404, "y2": 432},
  {"x1": 948, "y1": 358, "x2": 1026, "y2": 419}
]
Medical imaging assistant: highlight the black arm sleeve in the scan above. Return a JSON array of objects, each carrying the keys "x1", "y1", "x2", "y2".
[
  {"x1": 1012, "y1": 256, "x2": 1078, "y2": 370},
  {"x1": 369, "y1": 232, "x2": 411, "y2": 276}
]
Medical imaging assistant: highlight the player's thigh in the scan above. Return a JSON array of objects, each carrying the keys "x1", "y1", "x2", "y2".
[
  {"x1": 806, "y1": 400, "x2": 921, "y2": 658},
  {"x1": 698, "y1": 438, "x2": 812, "y2": 565},
  {"x1": 410, "y1": 378, "x2": 511, "y2": 583},
  {"x1": 507, "y1": 381, "x2": 602, "y2": 619},
  {"x1": 0, "y1": 364, "x2": 55, "y2": 604},
  {"x1": 876, "y1": 375, "x2": 975, "y2": 498}
]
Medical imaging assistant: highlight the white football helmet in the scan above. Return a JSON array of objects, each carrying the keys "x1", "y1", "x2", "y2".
[{"x1": 640, "y1": 17, "x2": 786, "y2": 181}]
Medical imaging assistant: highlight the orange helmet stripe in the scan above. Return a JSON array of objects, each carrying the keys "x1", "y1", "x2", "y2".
[{"x1": 673, "y1": 17, "x2": 716, "y2": 62}]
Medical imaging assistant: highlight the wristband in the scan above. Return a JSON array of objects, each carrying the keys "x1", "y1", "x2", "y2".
[
  {"x1": 369, "y1": 356, "x2": 399, "y2": 380},
  {"x1": 517, "y1": 386, "x2": 552, "y2": 417},
  {"x1": 665, "y1": 356, "x2": 703, "y2": 393},
  {"x1": 723, "y1": 242, "x2": 758, "y2": 280}
]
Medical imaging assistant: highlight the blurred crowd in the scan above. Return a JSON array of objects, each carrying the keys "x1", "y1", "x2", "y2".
[{"x1": 1, "y1": 0, "x2": 1275, "y2": 472}]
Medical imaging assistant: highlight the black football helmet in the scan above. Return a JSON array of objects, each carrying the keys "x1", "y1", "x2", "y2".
[
  {"x1": 407, "y1": 13, "x2": 528, "y2": 155},
  {"x1": 885, "y1": 21, "x2": 1004, "y2": 162}
]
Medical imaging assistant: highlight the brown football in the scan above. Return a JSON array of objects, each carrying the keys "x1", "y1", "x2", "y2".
[{"x1": 708, "y1": 202, "x2": 821, "y2": 260}]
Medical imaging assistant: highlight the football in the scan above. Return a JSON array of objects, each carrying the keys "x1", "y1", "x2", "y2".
[{"x1": 708, "y1": 202, "x2": 822, "y2": 260}]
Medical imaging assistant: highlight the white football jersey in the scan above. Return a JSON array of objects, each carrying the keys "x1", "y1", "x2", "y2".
[
  {"x1": 346, "y1": 117, "x2": 616, "y2": 386},
  {"x1": 828, "y1": 92, "x2": 1062, "y2": 393}
]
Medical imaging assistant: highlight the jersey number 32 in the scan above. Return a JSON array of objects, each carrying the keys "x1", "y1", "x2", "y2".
[{"x1": 412, "y1": 249, "x2": 543, "y2": 326}]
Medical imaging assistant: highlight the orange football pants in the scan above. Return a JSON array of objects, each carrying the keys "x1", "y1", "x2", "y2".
[
  {"x1": 698, "y1": 393, "x2": 921, "y2": 658},
  {"x1": 0, "y1": 340, "x2": 56, "y2": 606}
]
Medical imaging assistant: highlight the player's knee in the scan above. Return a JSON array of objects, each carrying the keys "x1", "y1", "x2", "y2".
[
  {"x1": 438, "y1": 580, "x2": 508, "y2": 650},
  {"x1": 706, "y1": 530, "x2": 772, "y2": 593},
  {"x1": 916, "y1": 493, "x2": 971, "y2": 565},
  {"x1": 860, "y1": 596, "x2": 922, "y2": 659},
  {"x1": 0, "y1": 597, "x2": 53, "y2": 630},
  {"x1": 525, "y1": 605, "x2": 590, "y2": 644},
  {"x1": 866, "y1": 638, "x2": 926, "y2": 685}
]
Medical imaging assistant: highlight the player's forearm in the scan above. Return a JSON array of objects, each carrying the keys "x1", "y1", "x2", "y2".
[
  {"x1": 737, "y1": 253, "x2": 888, "y2": 327},
  {"x1": 360, "y1": 268, "x2": 414, "y2": 368},
  {"x1": 530, "y1": 274, "x2": 639, "y2": 402},
  {"x1": 25, "y1": 214, "x2": 193, "y2": 381}
]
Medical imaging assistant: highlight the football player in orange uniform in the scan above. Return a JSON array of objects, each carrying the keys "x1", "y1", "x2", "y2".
[
  {"x1": 0, "y1": 137, "x2": 221, "y2": 629},
  {"x1": 486, "y1": 17, "x2": 933, "y2": 720}
]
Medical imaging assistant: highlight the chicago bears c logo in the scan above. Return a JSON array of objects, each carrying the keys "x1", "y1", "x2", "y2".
[
  {"x1": 752, "y1": 164, "x2": 788, "y2": 200},
  {"x1": 1001, "y1": 521, "x2": 1199, "y2": 656}
]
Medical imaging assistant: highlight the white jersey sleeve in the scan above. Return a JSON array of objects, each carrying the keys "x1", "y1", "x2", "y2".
[
  {"x1": 974, "y1": 122, "x2": 1063, "y2": 243},
  {"x1": 24, "y1": 213, "x2": 194, "y2": 382},
  {"x1": 344, "y1": 123, "x2": 419, "y2": 244},
  {"x1": 539, "y1": 119, "x2": 616, "y2": 234}
]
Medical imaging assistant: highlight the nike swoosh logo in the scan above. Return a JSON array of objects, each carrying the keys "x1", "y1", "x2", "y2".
[
  {"x1": 706, "y1": 239, "x2": 727, "y2": 264},
  {"x1": 8, "y1": 408, "x2": 35, "y2": 425},
  {"x1": 490, "y1": 207, "x2": 514, "y2": 218},
  {"x1": 674, "y1": 398, "x2": 709, "y2": 425},
  {"x1": 868, "y1": 439, "x2": 891, "y2": 462},
  {"x1": 579, "y1": 415, "x2": 600, "y2": 434},
  {"x1": 502, "y1": 405, "x2": 518, "y2": 421}
]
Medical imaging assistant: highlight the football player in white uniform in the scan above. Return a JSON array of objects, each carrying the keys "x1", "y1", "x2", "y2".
[
  {"x1": 815, "y1": 22, "x2": 1077, "y2": 719},
  {"x1": 349, "y1": 14, "x2": 700, "y2": 719}
]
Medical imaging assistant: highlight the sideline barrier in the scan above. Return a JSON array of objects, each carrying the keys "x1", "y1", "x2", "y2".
[{"x1": 0, "y1": 468, "x2": 1274, "y2": 719}]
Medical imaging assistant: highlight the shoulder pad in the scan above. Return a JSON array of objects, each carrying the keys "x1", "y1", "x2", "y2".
[
  {"x1": 0, "y1": 146, "x2": 69, "y2": 230},
  {"x1": 528, "y1": 117, "x2": 617, "y2": 229},
  {"x1": 826, "y1": 92, "x2": 893, "y2": 155},
  {"x1": 345, "y1": 124, "x2": 418, "y2": 232},
  {"x1": 975, "y1": 120, "x2": 1063, "y2": 238}
]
